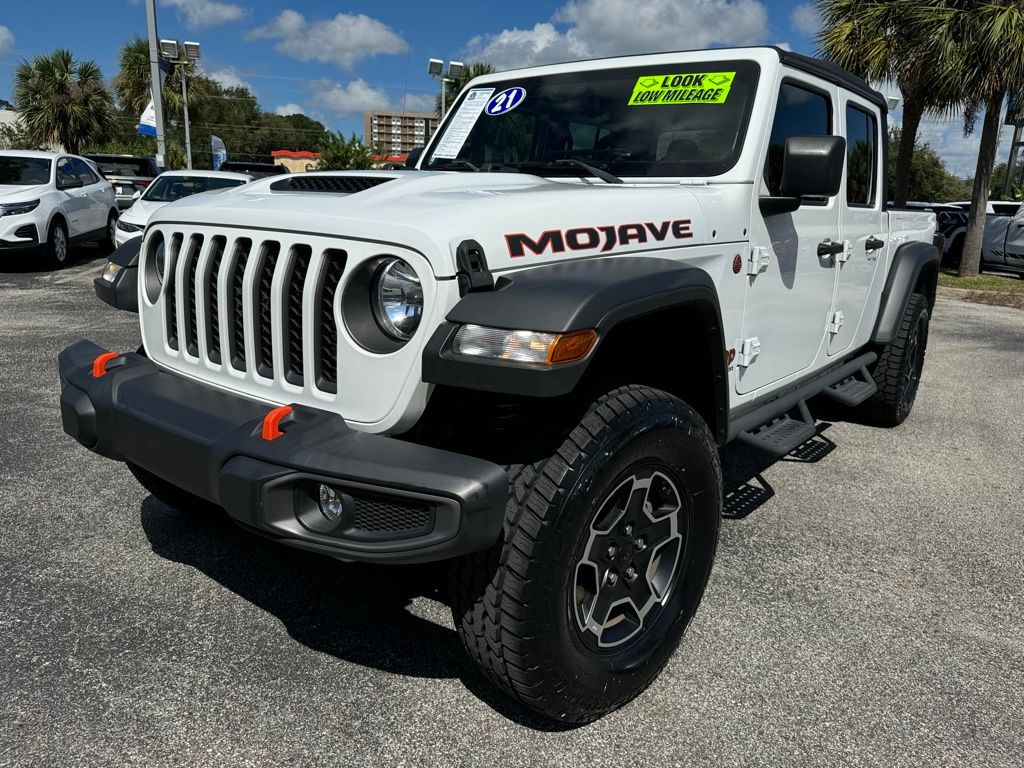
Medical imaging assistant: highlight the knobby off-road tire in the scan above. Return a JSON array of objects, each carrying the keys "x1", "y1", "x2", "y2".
[
  {"x1": 859, "y1": 293, "x2": 930, "y2": 427},
  {"x1": 450, "y1": 385, "x2": 722, "y2": 723},
  {"x1": 127, "y1": 461, "x2": 221, "y2": 515}
]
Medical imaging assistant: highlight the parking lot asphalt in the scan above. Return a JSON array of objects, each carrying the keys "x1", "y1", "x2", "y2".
[{"x1": 1, "y1": 253, "x2": 1022, "y2": 768}]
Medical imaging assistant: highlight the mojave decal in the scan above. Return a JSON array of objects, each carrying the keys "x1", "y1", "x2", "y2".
[{"x1": 506, "y1": 219, "x2": 693, "y2": 258}]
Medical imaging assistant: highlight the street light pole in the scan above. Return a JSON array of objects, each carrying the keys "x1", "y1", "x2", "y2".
[
  {"x1": 144, "y1": 0, "x2": 167, "y2": 169},
  {"x1": 180, "y1": 72, "x2": 192, "y2": 170},
  {"x1": 429, "y1": 59, "x2": 464, "y2": 119}
]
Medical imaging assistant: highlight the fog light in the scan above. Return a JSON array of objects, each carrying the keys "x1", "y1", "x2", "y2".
[{"x1": 318, "y1": 484, "x2": 344, "y2": 523}]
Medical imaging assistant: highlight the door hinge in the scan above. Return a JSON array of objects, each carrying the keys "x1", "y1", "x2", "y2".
[
  {"x1": 748, "y1": 246, "x2": 771, "y2": 276},
  {"x1": 837, "y1": 240, "x2": 854, "y2": 265},
  {"x1": 826, "y1": 310, "x2": 845, "y2": 335},
  {"x1": 737, "y1": 337, "x2": 761, "y2": 367}
]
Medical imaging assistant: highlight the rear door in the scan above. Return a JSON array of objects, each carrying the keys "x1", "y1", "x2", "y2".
[
  {"x1": 738, "y1": 76, "x2": 839, "y2": 394},
  {"x1": 828, "y1": 94, "x2": 884, "y2": 355},
  {"x1": 995, "y1": 206, "x2": 1024, "y2": 270},
  {"x1": 69, "y1": 158, "x2": 108, "y2": 230}
]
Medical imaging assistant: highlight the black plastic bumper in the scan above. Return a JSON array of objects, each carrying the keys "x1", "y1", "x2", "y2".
[{"x1": 58, "y1": 340, "x2": 507, "y2": 563}]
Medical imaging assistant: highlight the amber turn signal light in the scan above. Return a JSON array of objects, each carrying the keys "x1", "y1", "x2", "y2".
[{"x1": 547, "y1": 329, "x2": 599, "y2": 365}]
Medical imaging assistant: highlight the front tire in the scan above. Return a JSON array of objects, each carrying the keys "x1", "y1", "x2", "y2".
[
  {"x1": 46, "y1": 218, "x2": 69, "y2": 268},
  {"x1": 859, "y1": 293, "x2": 930, "y2": 427},
  {"x1": 103, "y1": 210, "x2": 118, "y2": 251},
  {"x1": 450, "y1": 385, "x2": 721, "y2": 723}
]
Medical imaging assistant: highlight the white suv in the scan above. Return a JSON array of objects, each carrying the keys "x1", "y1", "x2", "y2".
[{"x1": 0, "y1": 150, "x2": 118, "y2": 268}]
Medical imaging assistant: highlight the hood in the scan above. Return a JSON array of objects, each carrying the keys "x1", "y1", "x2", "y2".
[
  {"x1": 148, "y1": 171, "x2": 713, "y2": 277},
  {"x1": 0, "y1": 184, "x2": 47, "y2": 203},
  {"x1": 120, "y1": 198, "x2": 167, "y2": 226}
]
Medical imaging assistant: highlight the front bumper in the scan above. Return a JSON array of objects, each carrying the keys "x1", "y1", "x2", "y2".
[{"x1": 58, "y1": 340, "x2": 507, "y2": 563}]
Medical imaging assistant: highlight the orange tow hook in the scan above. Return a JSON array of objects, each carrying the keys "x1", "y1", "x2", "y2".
[
  {"x1": 91, "y1": 351, "x2": 119, "y2": 378},
  {"x1": 261, "y1": 405, "x2": 293, "y2": 440}
]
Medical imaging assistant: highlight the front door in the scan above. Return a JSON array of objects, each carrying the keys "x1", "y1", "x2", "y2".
[
  {"x1": 738, "y1": 77, "x2": 839, "y2": 395},
  {"x1": 829, "y1": 96, "x2": 884, "y2": 355},
  {"x1": 55, "y1": 157, "x2": 90, "y2": 236}
]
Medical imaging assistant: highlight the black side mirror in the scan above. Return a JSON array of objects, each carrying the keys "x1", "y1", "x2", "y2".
[
  {"x1": 406, "y1": 146, "x2": 424, "y2": 169},
  {"x1": 59, "y1": 176, "x2": 84, "y2": 190},
  {"x1": 780, "y1": 136, "x2": 846, "y2": 198}
]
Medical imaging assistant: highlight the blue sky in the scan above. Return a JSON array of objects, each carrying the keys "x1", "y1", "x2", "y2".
[{"x1": 0, "y1": 0, "x2": 1009, "y2": 177}]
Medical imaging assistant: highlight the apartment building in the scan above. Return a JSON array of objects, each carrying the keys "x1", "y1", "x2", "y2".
[{"x1": 364, "y1": 111, "x2": 440, "y2": 155}]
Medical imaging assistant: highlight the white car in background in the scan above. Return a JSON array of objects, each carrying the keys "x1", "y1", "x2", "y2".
[
  {"x1": 0, "y1": 150, "x2": 118, "y2": 268},
  {"x1": 114, "y1": 170, "x2": 252, "y2": 247}
]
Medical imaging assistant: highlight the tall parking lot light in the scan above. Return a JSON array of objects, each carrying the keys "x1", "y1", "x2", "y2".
[
  {"x1": 429, "y1": 59, "x2": 464, "y2": 119},
  {"x1": 160, "y1": 39, "x2": 201, "y2": 170}
]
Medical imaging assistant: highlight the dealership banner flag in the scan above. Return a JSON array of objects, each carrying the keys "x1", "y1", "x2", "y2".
[
  {"x1": 211, "y1": 136, "x2": 227, "y2": 170},
  {"x1": 137, "y1": 59, "x2": 172, "y2": 137}
]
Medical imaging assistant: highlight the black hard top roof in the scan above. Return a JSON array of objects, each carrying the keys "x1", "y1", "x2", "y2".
[{"x1": 774, "y1": 48, "x2": 888, "y2": 112}]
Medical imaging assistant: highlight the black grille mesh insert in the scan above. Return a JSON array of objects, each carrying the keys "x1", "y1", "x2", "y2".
[
  {"x1": 228, "y1": 238, "x2": 252, "y2": 369},
  {"x1": 315, "y1": 250, "x2": 346, "y2": 392},
  {"x1": 182, "y1": 235, "x2": 204, "y2": 356},
  {"x1": 204, "y1": 236, "x2": 226, "y2": 364},
  {"x1": 165, "y1": 233, "x2": 183, "y2": 350},
  {"x1": 254, "y1": 242, "x2": 280, "y2": 376},
  {"x1": 352, "y1": 497, "x2": 431, "y2": 533},
  {"x1": 284, "y1": 245, "x2": 311, "y2": 385},
  {"x1": 270, "y1": 175, "x2": 393, "y2": 193}
]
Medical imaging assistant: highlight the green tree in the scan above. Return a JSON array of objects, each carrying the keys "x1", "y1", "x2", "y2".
[
  {"x1": 436, "y1": 62, "x2": 497, "y2": 116},
  {"x1": 818, "y1": 0, "x2": 960, "y2": 207},
  {"x1": 0, "y1": 119, "x2": 44, "y2": 150},
  {"x1": 318, "y1": 132, "x2": 374, "y2": 170},
  {"x1": 923, "y1": 1, "x2": 1024, "y2": 276},
  {"x1": 12, "y1": 49, "x2": 112, "y2": 154}
]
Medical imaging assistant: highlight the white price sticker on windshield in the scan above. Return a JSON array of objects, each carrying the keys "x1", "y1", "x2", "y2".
[{"x1": 431, "y1": 88, "x2": 494, "y2": 159}]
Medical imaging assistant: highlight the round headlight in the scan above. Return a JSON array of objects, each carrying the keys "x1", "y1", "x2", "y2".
[{"x1": 371, "y1": 257, "x2": 423, "y2": 341}]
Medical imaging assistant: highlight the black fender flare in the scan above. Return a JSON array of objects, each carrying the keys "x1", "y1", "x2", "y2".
[
  {"x1": 871, "y1": 240, "x2": 939, "y2": 345},
  {"x1": 422, "y1": 256, "x2": 727, "y2": 439}
]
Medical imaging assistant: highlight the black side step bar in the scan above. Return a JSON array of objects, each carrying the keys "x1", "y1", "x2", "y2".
[
  {"x1": 736, "y1": 401, "x2": 816, "y2": 456},
  {"x1": 821, "y1": 366, "x2": 878, "y2": 407},
  {"x1": 727, "y1": 351, "x2": 878, "y2": 454}
]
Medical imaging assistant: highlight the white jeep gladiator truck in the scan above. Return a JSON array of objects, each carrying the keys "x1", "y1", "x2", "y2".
[{"x1": 60, "y1": 47, "x2": 938, "y2": 723}]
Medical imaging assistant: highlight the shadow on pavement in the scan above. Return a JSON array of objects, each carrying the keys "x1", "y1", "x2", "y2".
[
  {"x1": 139, "y1": 496, "x2": 580, "y2": 732},
  {"x1": 0, "y1": 242, "x2": 111, "y2": 273}
]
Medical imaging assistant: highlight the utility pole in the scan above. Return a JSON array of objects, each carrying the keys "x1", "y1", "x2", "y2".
[
  {"x1": 145, "y1": 0, "x2": 167, "y2": 169},
  {"x1": 180, "y1": 73, "x2": 191, "y2": 170},
  {"x1": 1003, "y1": 93, "x2": 1024, "y2": 198}
]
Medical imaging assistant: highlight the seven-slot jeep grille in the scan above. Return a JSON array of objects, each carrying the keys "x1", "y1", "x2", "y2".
[{"x1": 155, "y1": 228, "x2": 348, "y2": 393}]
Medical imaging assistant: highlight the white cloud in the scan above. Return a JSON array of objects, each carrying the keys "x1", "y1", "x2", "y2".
[
  {"x1": 207, "y1": 67, "x2": 250, "y2": 90},
  {"x1": 248, "y1": 10, "x2": 407, "y2": 69},
  {"x1": 162, "y1": 0, "x2": 246, "y2": 28},
  {"x1": 790, "y1": 2, "x2": 820, "y2": 38},
  {"x1": 464, "y1": 0, "x2": 768, "y2": 69},
  {"x1": 0, "y1": 25, "x2": 14, "y2": 56},
  {"x1": 274, "y1": 103, "x2": 305, "y2": 116},
  {"x1": 309, "y1": 79, "x2": 436, "y2": 119}
]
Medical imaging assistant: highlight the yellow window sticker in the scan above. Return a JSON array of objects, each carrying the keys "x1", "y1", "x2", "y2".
[{"x1": 628, "y1": 72, "x2": 736, "y2": 106}]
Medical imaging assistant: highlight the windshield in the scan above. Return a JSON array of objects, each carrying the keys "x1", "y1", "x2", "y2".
[
  {"x1": 424, "y1": 60, "x2": 759, "y2": 178},
  {"x1": 0, "y1": 157, "x2": 52, "y2": 185},
  {"x1": 143, "y1": 175, "x2": 246, "y2": 202},
  {"x1": 90, "y1": 157, "x2": 153, "y2": 177}
]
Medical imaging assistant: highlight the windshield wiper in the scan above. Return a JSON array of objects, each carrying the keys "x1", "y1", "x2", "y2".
[
  {"x1": 510, "y1": 159, "x2": 623, "y2": 184},
  {"x1": 431, "y1": 159, "x2": 480, "y2": 172}
]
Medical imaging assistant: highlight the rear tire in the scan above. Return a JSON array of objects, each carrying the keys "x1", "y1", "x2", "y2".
[
  {"x1": 46, "y1": 218, "x2": 69, "y2": 268},
  {"x1": 450, "y1": 385, "x2": 721, "y2": 723},
  {"x1": 127, "y1": 461, "x2": 222, "y2": 515},
  {"x1": 102, "y1": 210, "x2": 118, "y2": 251},
  {"x1": 858, "y1": 293, "x2": 930, "y2": 427}
]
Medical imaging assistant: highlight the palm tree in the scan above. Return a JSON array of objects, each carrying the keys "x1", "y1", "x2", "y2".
[
  {"x1": 114, "y1": 36, "x2": 211, "y2": 123},
  {"x1": 920, "y1": 1, "x2": 1024, "y2": 277},
  {"x1": 435, "y1": 63, "x2": 497, "y2": 117},
  {"x1": 12, "y1": 49, "x2": 112, "y2": 154},
  {"x1": 817, "y1": 0, "x2": 961, "y2": 207}
]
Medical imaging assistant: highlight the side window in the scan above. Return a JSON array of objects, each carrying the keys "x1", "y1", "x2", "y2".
[
  {"x1": 70, "y1": 158, "x2": 99, "y2": 185},
  {"x1": 845, "y1": 105, "x2": 877, "y2": 206},
  {"x1": 764, "y1": 82, "x2": 831, "y2": 196},
  {"x1": 56, "y1": 159, "x2": 78, "y2": 188}
]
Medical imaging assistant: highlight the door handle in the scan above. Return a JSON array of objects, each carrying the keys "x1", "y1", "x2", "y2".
[
  {"x1": 1014, "y1": 223, "x2": 1024, "y2": 229},
  {"x1": 865, "y1": 236, "x2": 885, "y2": 251},
  {"x1": 817, "y1": 238, "x2": 845, "y2": 257}
]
